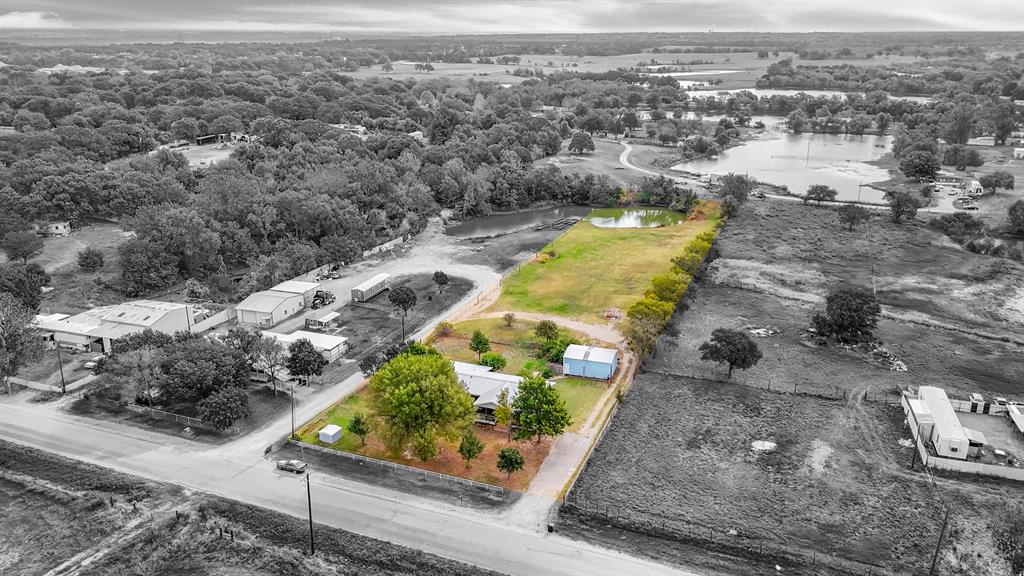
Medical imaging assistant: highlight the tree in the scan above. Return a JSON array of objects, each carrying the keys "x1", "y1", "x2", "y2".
[
  {"x1": 698, "y1": 328, "x2": 763, "y2": 378},
  {"x1": 222, "y1": 326, "x2": 262, "y2": 369},
  {"x1": 898, "y1": 151, "x2": 939, "y2": 182},
  {"x1": 458, "y1": 432, "x2": 484, "y2": 467},
  {"x1": 837, "y1": 204, "x2": 871, "y2": 230},
  {"x1": 534, "y1": 319, "x2": 559, "y2": 341},
  {"x1": 874, "y1": 112, "x2": 892, "y2": 135},
  {"x1": 320, "y1": 235, "x2": 361, "y2": 264},
  {"x1": 432, "y1": 270, "x2": 449, "y2": 294},
  {"x1": 567, "y1": 131, "x2": 595, "y2": 154},
  {"x1": 979, "y1": 171, "x2": 1015, "y2": 192},
  {"x1": 253, "y1": 336, "x2": 286, "y2": 395},
  {"x1": 2, "y1": 231, "x2": 43, "y2": 264},
  {"x1": 718, "y1": 173, "x2": 753, "y2": 204},
  {"x1": 347, "y1": 412, "x2": 369, "y2": 446},
  {"x1": 0, "y1": 262, "x2": 50, "y2": 311},
  {"x1": 367, "y1": 353, "x2": 475, "y2": 457},
  {"x1": 513, "y1": 374, "x2": 572, "y2": 443},
  {"x1": 286, "y1": 339, "x2": 327, "y2": 385},
  {"x1": 118, "y1": 238, "x2": 178, "y2": 296},
  {"x1": 804, "y1": 184, "x2": 838, "y2": 205},
  {"x1": 197, "y1": 387, "x2": 251, "y2": 430},
  {"x1": 479, "y1": 352, "x2": 507, "y2": 370},
  {"x1": 812, "y1": 287, "x2": 882, "y2": 343},
  {"x1": 494, "y1": 387, "x2": 514, "y2": 441},
  {"x1": 0, "y1": 293, "x2": 43, "y2": 394},
  {"x1": 497, "y1": 447, "x2": 524, "y2": 480},
  {"x1": 469, "y1": 329, "x2": 491, "y2": 360},
  {"x1": 502, "y1": 312, "x2": 516, "y2": 327},
  {"x1": 77, "y1": 247, "x2": 104, "y2": 272},
  {"x1": 157, "y1": 339, "x2": 249, "y2": 407},
  {"x1": 1007, "y1": 200, "x2": 1024, "y2": 236},
  {"x1": 786, "y1": 109, "x2": 808, "y2": 133},
  {"x1": 388, "y1": 286, "x2": 417, "y2": 340},
  {"x1": 885, "y1": 190, "x2": 919, "y2": 224}
]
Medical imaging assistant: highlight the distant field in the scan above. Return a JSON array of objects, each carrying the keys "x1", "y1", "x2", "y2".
[{"x1": 494, "y1": 201, "x2": 721, "y2": 323}]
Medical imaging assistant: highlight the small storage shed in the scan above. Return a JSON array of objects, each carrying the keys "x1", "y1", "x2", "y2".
[
  {"x1": 318, "y1": 424, "x2": 342, "y2": 444},
  {"x1": 305, "y1": 310, "x2": 340, "y2": 330},
  {"x1": 562, "y1": 345, "x2": 619, "y2": 380},
  {"x1": 271, "y1": 280, "x2": 322, "y2": 307},
  {"x1": 1014, "y1": 148, "x2": 1024, "y2": 159},
  {"x1": 351, "y1": 273, "x2": 390, "y2": 302}
]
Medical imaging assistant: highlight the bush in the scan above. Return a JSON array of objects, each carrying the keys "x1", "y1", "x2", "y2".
[
  {"x1": 539, "y1": 334, "x2": 579, "y2": 363},
  {"x1": 929, "y1": 212, "x2": 986, "y2": 242},
  {"x1": 433, "y1": 321, "x2": 454, "y2": 338},
  {"x1": 77, "y1": 247, "x2": 105, "y2": 271},
  {"x1": 479, "y1": 352, "x2": 508, "y2": 370}
]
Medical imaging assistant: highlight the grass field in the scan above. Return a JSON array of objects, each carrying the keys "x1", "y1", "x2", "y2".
[
  {"x1": 430, "y1": 317, "x2": 593, "y2": 374},
  {"x1": 495, "y1": 201, "x2": 721, "y2": 323}
]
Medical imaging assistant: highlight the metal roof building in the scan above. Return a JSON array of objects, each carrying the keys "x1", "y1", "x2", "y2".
[
  {"x1": 35, "y1": 301, "x2": 194, "y2": 353},
  {"x1": 236, "y1": 290, "x2": 304, "y2": 328},
  {"x1": 563, "y1": 344, "x2": 619, "y2": 380},
  {"x1": 261, "y1": 330, "x2": 349, "y2": 363},
  {"x1": 270, "y1": 280, "x2": 322, "y2": 306},
  {"x1": 918, "y1": 386, "x2": 970, "y2": 460}
]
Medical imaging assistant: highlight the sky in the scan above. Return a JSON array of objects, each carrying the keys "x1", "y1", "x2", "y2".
[{"x1": 0, "y1": 0, "x2": 1022, "y2": 33}]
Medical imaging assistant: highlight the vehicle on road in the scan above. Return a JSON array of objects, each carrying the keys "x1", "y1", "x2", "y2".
[
  {"x1": 83, "y1": 355, "x2": 105, "y2": 369},
  {"x1": 275, "y1": 459, "x2": 308, "y2": 473}
]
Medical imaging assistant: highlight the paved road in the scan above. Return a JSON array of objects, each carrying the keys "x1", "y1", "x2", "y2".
[{"x1": 0, "y1": 399, "x2": 695, "y2": 576}]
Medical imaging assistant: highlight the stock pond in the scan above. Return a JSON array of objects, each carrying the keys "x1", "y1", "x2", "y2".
[
  {"x1": 585, "y1": 207, "x2": 687, "y2": 228},
  {"x1": 446, "y1": 206, "x2": 687, "y2": 237}
]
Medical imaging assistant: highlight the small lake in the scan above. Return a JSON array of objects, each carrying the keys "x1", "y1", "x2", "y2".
[
  {"x1": 586, "y1": 207, "x2": 687, "y2": 228},
  {"x1": 445, "y1": 206, "x2": 591, "y2": 238},
  {"x1": 672, "y1": 131, "x2": 893, "y2": 204},
  {"x1": 691, "y1": 88, "x2": 933, "y2": 104}
]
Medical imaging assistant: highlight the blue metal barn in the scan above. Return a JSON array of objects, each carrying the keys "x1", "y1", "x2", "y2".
[{"x1": 562, "y1": 344, "x2": 618, "y2": 379}]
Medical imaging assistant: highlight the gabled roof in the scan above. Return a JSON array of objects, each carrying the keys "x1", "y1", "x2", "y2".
[
  {"x1": 237, "y1": 290, "x2": 302, "y2": 313},
  {"x1": 918, "y1": 386, "x2": 968, "y2": 444},
  {"x1": 563, "y1": 344, "x2": 618, "y2": 365},
  {"x1": 271, "y1": 280, "x2": 321, "y2": 294},
  {"x1": 452, "y1": 361, "x2": 522, "y2": 409},
  {"x1": 261, "y1": 330, "x2": 348, "y2": 351}
]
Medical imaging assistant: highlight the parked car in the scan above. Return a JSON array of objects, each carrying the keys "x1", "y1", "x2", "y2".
[
  {"x1": 995, "y1": 397, "x2": 1008, "y2": 406},
  {"x1": 275, "y1": 459, "x2": 307, "y2": 474},
  {"x1": 960, "y1": 204, "x2": 979, "y2": 211},
  {"x1": 969, "y1": 393, "x2": 985, "y2": 404},
  {"x1": 83, "y1": 355, "x2": 105, "y2": 369}
]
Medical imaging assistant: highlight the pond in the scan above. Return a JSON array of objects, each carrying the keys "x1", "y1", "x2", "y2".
[
  {"x1": 585, "y1": 207, "x2": 688, "y2": 228},
  {"x1": 692, "y1": 88, "x2": 933, "y2": 104},
  {"x1": 672, "y1": 131, "x2": 894, "y2": 204},
  {"x1": 444, "y1": 206, "x2": 591, "y2": 238}
]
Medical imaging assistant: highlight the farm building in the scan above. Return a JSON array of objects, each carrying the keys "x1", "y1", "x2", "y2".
[
  {"x1": 33, "y1": 220, "x2": 71, "y2": 237},
  {"x1": 1014, "y1": 148, "x2": 1024, "y2": 159},
  {"x1": 35, "y1": 301, "x2": 197, "y2": 354},
  {"x1": 305, "y1": 310, "x2": 340, "y2": 330},
  {"x1": 351, "y1": 273, "x2": 390, "y2": 302},
  {"x1": 966, "y1": 136, "x2": 995, "y2": 147},
  {"x1": 917, "y1": 386, "x2": 970, "y2": 460},
  {"x1": 270, "y1": 280, "x2": 322, "y2": 307},
  {"x1": 562, "y1": 344, "x2": 619, "y2": 379},
  {"x1": 261, "y1": 330, "x2": 349, "y2": 363},
  {"x1": 453, "y1": 361, "x2": 522, "y2": 424},
  {"x1": 236, "y1": 290, "x2": 304, "y2": 328}
]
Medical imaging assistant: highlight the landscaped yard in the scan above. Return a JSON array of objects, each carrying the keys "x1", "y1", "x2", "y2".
[
  {"x1": 555, "y1": 377, "x2": 608, "y2": 432},
  {"x1": 494, "y1": 201, "x2": 721, "y2": 323}
]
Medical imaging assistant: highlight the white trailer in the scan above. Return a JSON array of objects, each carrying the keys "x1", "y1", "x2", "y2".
[{"x1": 351, "y1": 273, "x2": 391, "y2": 302}]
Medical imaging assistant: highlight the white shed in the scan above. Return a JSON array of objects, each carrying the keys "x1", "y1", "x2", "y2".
[
  {"x1": 271, "y1": 280, "x2": 322, "y2": 307},
  {"x1": 318, "y1": 424, "x2": 342, "y2": 444},
  {"x1": 236, "y1": 291, "x2": 304, "y2": 328},
  {"x1": 1014, "y1": 148, "x2": 1024, "y2": 160},
  {"x1": 919, "y1": 386, "x2": 969, "y2": 460}
]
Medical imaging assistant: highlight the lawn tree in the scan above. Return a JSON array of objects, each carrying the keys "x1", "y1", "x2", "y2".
[
  {"x1": 347, "y1": 412, "x2": 369, "y2": 446},
  {"x1": 223, "y1": 326, "x2": 261, "y2": 367},
  {"x1": 898, "y1": 151, "x2": 940, "y2": 182},
  {"x1": 254, "y1": 335, "x2": 287, "y2": 395},
  {"x1": 502, "y1": 312, "x2": 516, "y2": 327},
  {"x1": 497, "y1": 447, "x2": 524, "y2": 480},
  {"x1": 286, "y1": 338, "x2": 327, "y2": 386},
  {"x1": 458, "y1": 431, "x2": 485, "y2": 467},
  {"x1": 0, "y1": 292, "x2": 43, "y2": 394},
  {"x1": 479, "y1": 351, "x2": 507, "y2": 370},
  {"x1": 469, "y1": 329, "x2": 491, "y2": 360},
  {"x1": 2, "y1": 231, "x2": 44, "y2": 264},
  {"x1": 432, "y1": 270, "x2": 449, "y2": 294},
  {"x1": 1008, "y1": 200, "x2": 1024, "y2": 236},
  {"x1": 77, "y1": 247, "x2": 104, "y2": 272},
  {"x1": 513, "y1": 374, "x2": 572, "y2": 443},
  {"x1": 812, "y1": 286, "x2": 882, "y2": 343},
  {"x1": 885, "y1": 190, "x2": 919, "y2": 224},
  {"x1": 388, "y1": 286, "x2": 417, "y2": 340},
  {"x1": 837, "y1": 204, "x2": 871, "y2": 230},
  {"x1": 979, "y1": 171, "x2": 1015, "y2": 192},
  {"x1": 0, "y1": 262, "x2": 50, "y2": 310},
  {"x1": 367, "y1": 353, "x2": 475, "y2": 458},
  {"x1": 567, "y1": 131, "x2": 595, "y2": 154},
  {"x1": 804, "y1": 184, "x2": 838, "y2": 205},
  {"x1": 157, "y1": 338, "x2": 249, "y2": 408},
  {"x1": 197, "y1": 386, "x2": 251, "y2": 430},
  {"x1": 698, "y1": 328, "x2": 763, "y2": 378},
  {"x1": 534, "y1": 319, "x2": 559, "y2": 341},
  {"x1": 494, "y1": 387, "x2": 514, "y2": 441}
]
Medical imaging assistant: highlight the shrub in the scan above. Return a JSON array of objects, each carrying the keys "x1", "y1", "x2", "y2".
[
  {"x1": 479, "y1": 352, "x2": 508, "y2": 370},
  {"x1": 929, "y1": 212, "x2": 986, "y2": 242},
  {"x1": 534, "y1": 320, "x2": 559, "y2": 341},
  {"x1": 433, "y1": 321, "x2": 454, "y2": 338},
  {"x1": 539, "y1": 334, "x2": 579, "y2": 363},
  {"x1": 77, "y1": 247, "x2": 105, "y2": 271}
]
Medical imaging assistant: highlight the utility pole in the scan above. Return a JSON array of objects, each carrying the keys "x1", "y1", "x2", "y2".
[
  {"x1": 305, "y1": 472, "x2": 315, "y2": 555},
  {"x1": 56, "y1": 345, "x2": 67, "y2": 395},
  {"x1": 290, "y1": 381, "x2": 296, "y2": 440},
  {"x1": 928, "y1": 507, "x2": 951, "y2": 576}
]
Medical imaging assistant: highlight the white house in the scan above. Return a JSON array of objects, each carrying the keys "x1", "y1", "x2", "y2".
[
  {"x1": 270, "y1": 280, "x2": 322, "y2": 307},
  {"x1": 918, "y1": 386, "x2": 970, "y2": 460},
  {"x1": 261, "y1": 330, "x2": 349, "y2": 363},
  {"x1": 236, "y1": 290, "x2": 304, "y2": 328},
  {"x1": 1013, "y1": 148, "x2": 1024, "y2": 160},
  {"x1": 35, "y1": 301, "x2": 195, "y2": 353},
  {"x1": 452, "y1": 361, "x2": 522, "y2": 424}
]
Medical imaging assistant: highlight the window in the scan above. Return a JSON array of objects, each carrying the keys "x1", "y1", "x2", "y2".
[{"x1": 950, "y1": 447, "x2": 959, "y2": 453}]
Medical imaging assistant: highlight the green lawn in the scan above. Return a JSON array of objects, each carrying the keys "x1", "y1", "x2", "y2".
[
  {"x1": 554, "y1": 377, "x2": 609, "y2": 432},
  {"x1": 495, "y1": 201, "x2": 721, "y2": 323},
  {"x1": 297, "y1": 392, "x2": 368, "y2": 452},
  {"x1": 432, "y1": 317, "x2": 591, "y2": 375}
]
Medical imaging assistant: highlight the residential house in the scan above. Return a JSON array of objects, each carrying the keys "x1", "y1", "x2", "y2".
[{"x1": 452, "y1": 361, "x2": 522, "y2": 424}]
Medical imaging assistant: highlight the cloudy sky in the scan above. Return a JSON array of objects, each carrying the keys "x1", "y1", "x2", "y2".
[{"x1": 0, "y1": 0, "x2": 1021, "y2": 33}]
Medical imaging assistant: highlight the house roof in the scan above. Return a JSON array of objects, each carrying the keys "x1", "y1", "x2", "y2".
[
  {"x1": 35, "y1": 301, "x2": 188, "y2": 340},
  {"x1": 237, "y1": 290, "x2": 302, "y2": 314},
  {"x1": 261, "y1": 330, "x2": 348, "y2": 351},
  {"x1": 353, "y1": 273, "x2": 390, "y2": 292},
  {"x1": 918, "y1": 386, "x2": 969, "y2": 444},
  {"x1": 452, "y1": 361, "x2": 522, "y2": 408},
  {"x1": 563, "y1": 344, "x2": 618, "y2": 365},
  {"x1": 908, "y1": 399, "x2": 934, "y2": 423},
  {"x1": 271, "y1": 280, "x2": 321, "y2": 295}
]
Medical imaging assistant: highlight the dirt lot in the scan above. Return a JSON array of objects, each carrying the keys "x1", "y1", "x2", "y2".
[
  {"x1": 0, "y1": 441, "x2": 500, "y2": 576},
  {"x1": 453, "y1": 226, "x2": 569, "y2": 272},
  {"x1": 561, "y1": 377, "x2": 1023, "y2": 576}
]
